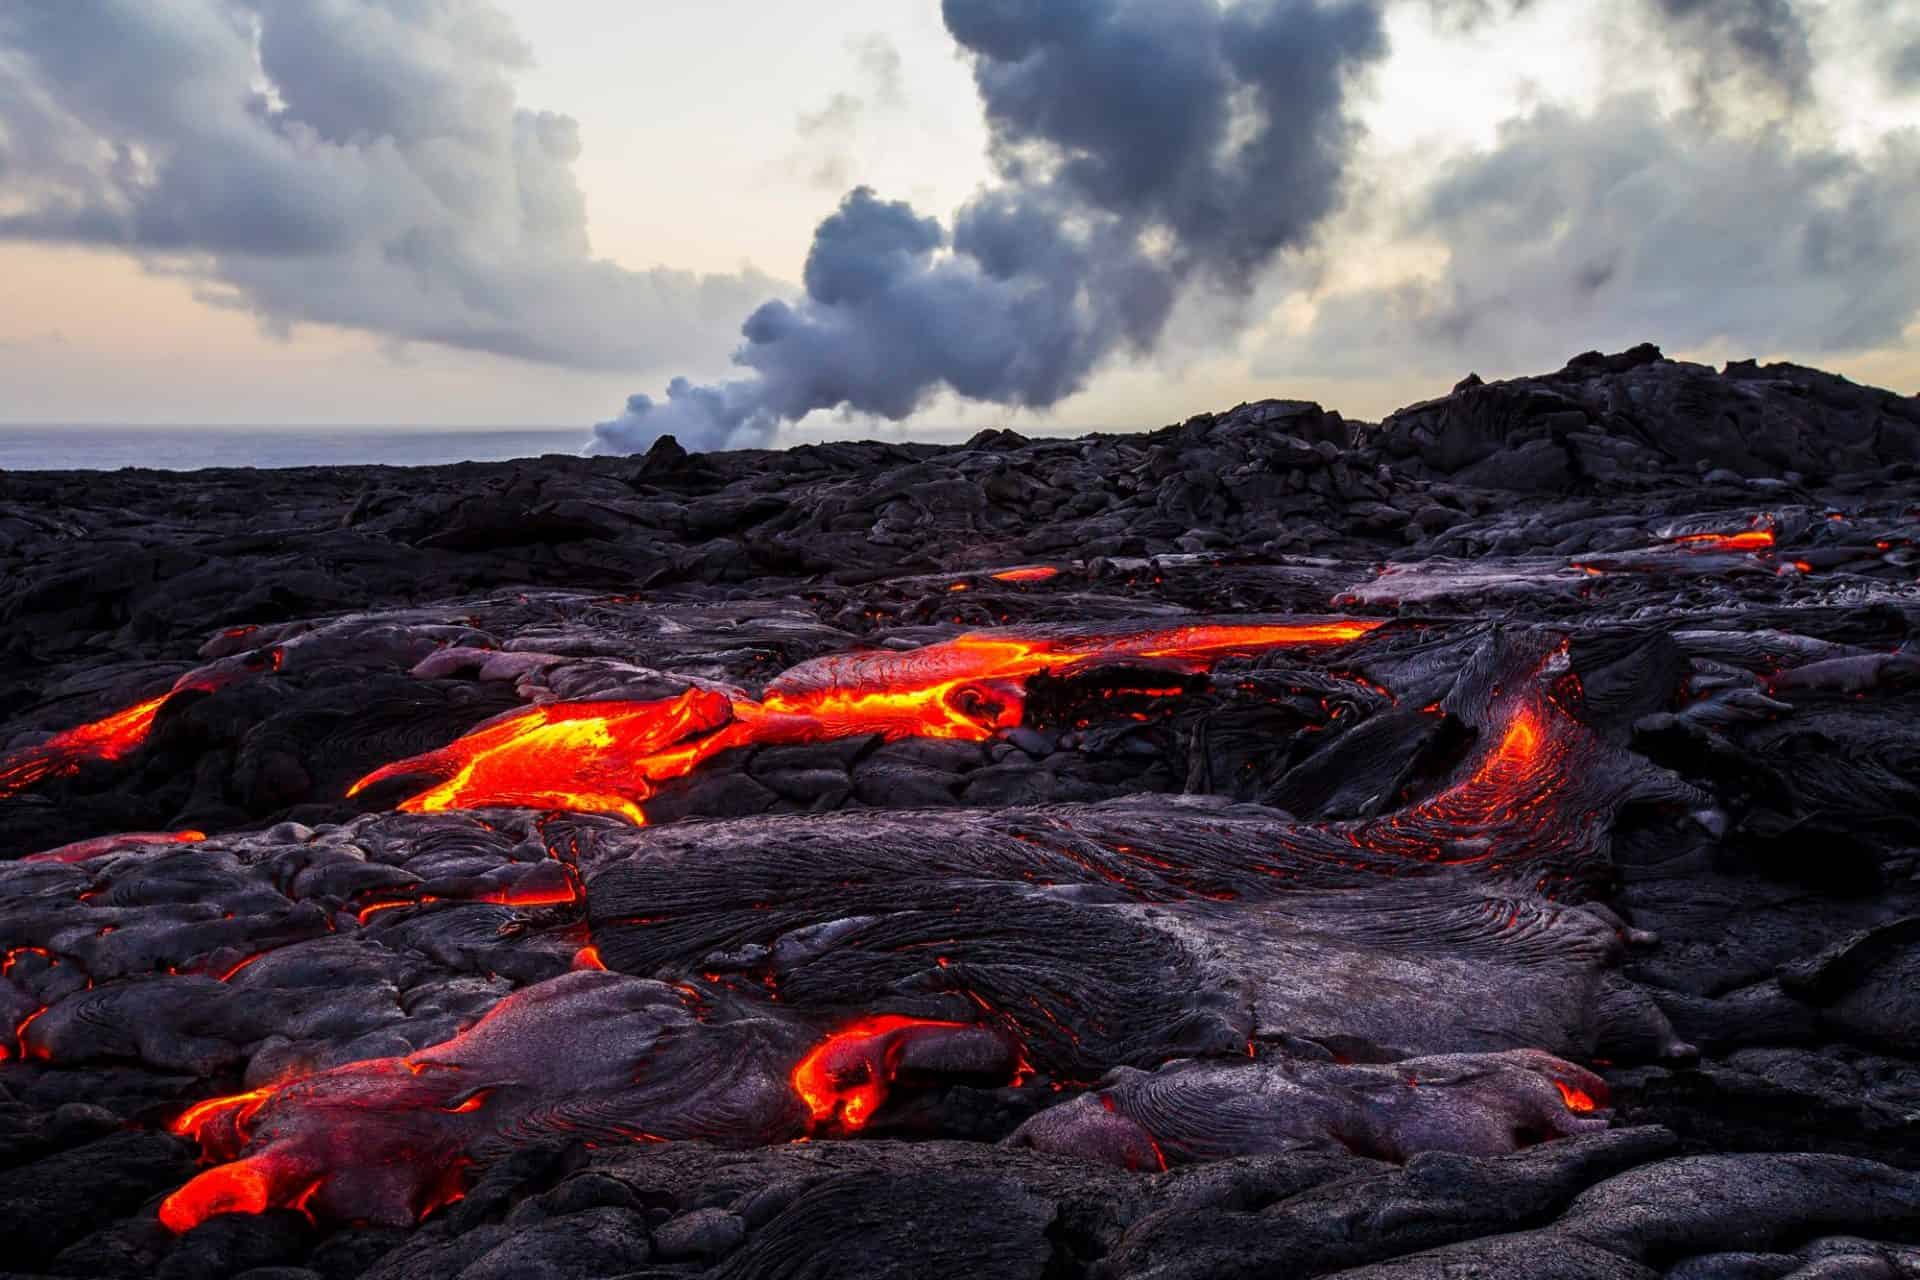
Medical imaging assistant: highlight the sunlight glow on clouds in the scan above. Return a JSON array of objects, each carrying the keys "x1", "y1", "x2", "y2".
[{"x1": 0, "y1": 0, "x2": 1912, "y2": 432}]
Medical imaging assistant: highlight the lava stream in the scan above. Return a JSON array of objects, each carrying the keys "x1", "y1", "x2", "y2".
[
  {"x1": 351, "y1": 619, "x2": 1382, "y2": 824},
  {"x1": 0, "y1": 695, "x2": 172, "y2": 799},
  {"x1": 0, "y1": 656, "x2": 266, "y2": 800}
]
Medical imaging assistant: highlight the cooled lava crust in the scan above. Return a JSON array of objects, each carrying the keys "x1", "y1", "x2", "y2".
[{"x1": 4, "y1": 346, "x2": 1920, "y2": 1279}]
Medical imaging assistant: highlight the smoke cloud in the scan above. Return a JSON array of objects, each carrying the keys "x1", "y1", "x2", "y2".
[
  {"x1": 0, "y1": 0, "x2": 775, "y2": 372},
  {"x1": 595, "y1": 0, "x2": 1387, "y2": 453}
]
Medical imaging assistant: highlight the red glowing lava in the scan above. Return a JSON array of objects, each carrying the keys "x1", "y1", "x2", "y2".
[
  {"x1": 159, "y1": 1158, "x2": 280, "y2": 1233},
  {"x1": 170, "y1": 1087, "x2": 280, "y2": 1147},
  {"x1": 0, "y1": 659, "x2": 254, "y2": 800},
  {"x1": 1555, "y1": 1081, "x2": 1598, "y2": 1113},
  {"x1": 351, "y1": 620, "x2": 1382, "y2": 824},
  {"x1": 0, "y1": 694, "x2": 171, "y2": 799},
  {"x1": 989, "y1": 566, "x2": 1061, "y2": 583},
  {"x1": 790, "y1": 1015, "x2": 980, "y2": 1131},
  {"x1": 1672, "y1": 526, "x2": 1775, "y2": 552}
]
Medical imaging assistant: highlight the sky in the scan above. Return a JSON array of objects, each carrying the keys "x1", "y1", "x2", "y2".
[{"x1": 0, "y1": 0, "x2": 1915, "y2": 447}]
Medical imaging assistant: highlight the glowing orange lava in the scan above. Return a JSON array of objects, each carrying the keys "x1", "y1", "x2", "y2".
[
  {"x1": 0, "y1": 663, "x2": 243, "y2": 800},
  {"x1": 790, "y1": 1015, "x2": 977, "y2": 1131},
  {"x1": 1672, "y1": 528, "x2": 1775, "y2": 552},
  {"x1": 159, "y1": 1158, "x2": 278, "y2": 1232},
  {"x1": 989, "y1": 567, "x2": 1060, "y2": 583},
  {"x1": 170, "y1": 1087, "x2": 280, "y2": 1146},
  {"x1": 1555, "y1": 1081, "x2": 1598, "y2": 1113},
  {"x1": 0, "y1": 695, "x2": 169, "y2": 799},
  {"x1": 351, "y1": 620, "x2": 1383, "y2": 824}
]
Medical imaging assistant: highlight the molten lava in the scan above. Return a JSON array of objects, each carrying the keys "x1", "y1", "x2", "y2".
[
  {"x1": 0, "y1": 694, "x2": 170, "y2": 799},
  {"x1": 790, "y1": 1015, "x2": 982, "y2": 1131},
  {"x1": 0, "y1": 661, "x2": 250, "y2": 800},
  {"x1": 352, "y1": 620, "x2": 1382, "y2": 824},
  {"x1": 1672, "y1": 526, "x2": 1775, "y2": 552},
  {"x1": 159, "y1": 1158, "x2": 281, "y2": 1233},
  {"x1": 989, "y1": 566, "x2": 1061, "y2": 583},
  {"x1": 170, "y1": 1086, "x2": 280, "y2": 1147},
  {"x1": 1555, "y1": 1080, "x2": 1598, "y2": 1113}
]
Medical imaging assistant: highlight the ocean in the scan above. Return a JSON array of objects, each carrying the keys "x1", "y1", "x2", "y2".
[{"x1": 0, "y1": 425, "x2": 592, "y2": 472}]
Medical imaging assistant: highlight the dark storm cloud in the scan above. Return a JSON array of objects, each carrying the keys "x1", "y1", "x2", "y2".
[
  {"x1": 596, "y1": 0, "x2": 1387, "y2": 452},
  {"x1": 1278, "y1": 94, "x2": 1920, "y2": 380},
  {"x1": 0, "y1": 0, "x2": 775, "y2": 372}
]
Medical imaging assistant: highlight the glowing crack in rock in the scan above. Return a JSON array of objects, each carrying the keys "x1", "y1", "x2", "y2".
[{"x1": 350, "y1": 619, "x2": 1383, "y2": 824}]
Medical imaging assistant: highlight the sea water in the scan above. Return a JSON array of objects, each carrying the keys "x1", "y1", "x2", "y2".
[{"x1": 0, "y1": 425, "x2": 591, "y2": 472}]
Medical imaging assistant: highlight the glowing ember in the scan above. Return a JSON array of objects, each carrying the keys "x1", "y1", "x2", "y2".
[
  {"x1": 352, "y1": 620, "x2": 1382, "y2": 824},
  {"x1": 790, "y1": 1015, "x2": 980, "y2": 1131}
]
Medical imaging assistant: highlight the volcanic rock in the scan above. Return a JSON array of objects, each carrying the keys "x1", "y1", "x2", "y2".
[{"x1": 3, "y1": 347, "x2": 1920, "y2": 1276}]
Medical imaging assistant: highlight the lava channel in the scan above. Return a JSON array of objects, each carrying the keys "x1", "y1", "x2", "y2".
[{"x1": 350, "y1": 618, "x2": 1382, "y2": 824}]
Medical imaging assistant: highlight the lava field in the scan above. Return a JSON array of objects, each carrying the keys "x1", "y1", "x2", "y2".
[{"x1": 4, "y1": 345, "x2": 1920, "y2": 1279}]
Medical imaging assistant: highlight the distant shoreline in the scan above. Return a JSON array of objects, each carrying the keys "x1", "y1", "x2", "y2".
[{"x1": 0, "y1": 425, "x2": 591, "y2": 472}]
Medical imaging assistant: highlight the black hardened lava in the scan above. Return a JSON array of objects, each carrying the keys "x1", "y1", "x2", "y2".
[{"x1": 4, "y1": 346, "x2": 1920, "y2": 1278}]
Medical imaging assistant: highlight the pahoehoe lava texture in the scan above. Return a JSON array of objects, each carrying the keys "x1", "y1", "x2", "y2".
[{"x1": 4, "y1": 345, "x2": 1920, "y2": 1277}]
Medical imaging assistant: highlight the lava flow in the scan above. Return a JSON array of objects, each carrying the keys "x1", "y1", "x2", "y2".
[
  {"x1": 351, "y1": 619, "x2": 1381, "y2": 824},
  {"x1": 0, "y1": 661, "x2": 254, "y2": 801},
  {"x1": 0, "y1": 694, "x2": 172, "y2": 799},
  {"x1": 790, "y1": 1015, "x2": 1008, "y2": 1131},
  {"x1": 1670, "y1": 521, "x2": 1776, "y2": 552}
]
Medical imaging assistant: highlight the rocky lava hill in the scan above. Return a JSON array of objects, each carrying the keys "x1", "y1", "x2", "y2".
[{"x1": 2, "y1": 344, "x2": 1920, "y2": 1279}]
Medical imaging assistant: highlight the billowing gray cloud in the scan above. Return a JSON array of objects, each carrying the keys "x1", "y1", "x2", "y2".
[
  {"x1": 0, "y1": 0, "x2": 776, "y2": 372},
  {"x1": 1276, "y1": 93, "x2": 1920, "y2": 381},
  {"x1": 596, "y1": 0, "x2": 1388, "y2": 452}
]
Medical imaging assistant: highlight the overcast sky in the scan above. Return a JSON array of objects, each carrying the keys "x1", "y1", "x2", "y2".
[{"x1": 1, "y1": 0, "x2": 1914, "y2": 443}]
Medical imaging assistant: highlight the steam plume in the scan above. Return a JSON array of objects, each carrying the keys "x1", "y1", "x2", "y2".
[{"x1": 594, "y1": 0, "x2": 1387, "y2": 453}]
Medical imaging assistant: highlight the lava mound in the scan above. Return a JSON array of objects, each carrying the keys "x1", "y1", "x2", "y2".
[{"x1": 4, "y1": 351, "x2": 1920, "y2": 1278}]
